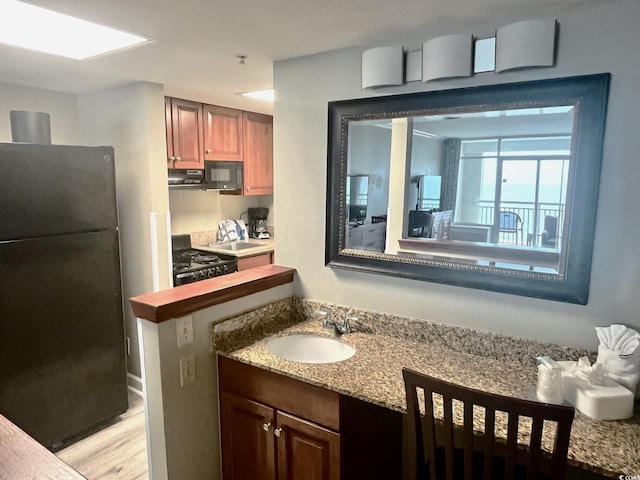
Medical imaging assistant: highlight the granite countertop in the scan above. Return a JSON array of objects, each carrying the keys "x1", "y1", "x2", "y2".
[{"x1": 215, "y1": 313, "x2": 640, "y2": 477}]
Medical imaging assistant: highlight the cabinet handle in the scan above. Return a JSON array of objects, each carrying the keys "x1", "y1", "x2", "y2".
[
  {"x1": 205, "y1": 148, "x2": 212, "y2": 154},
  {"x1": 262, "y1": 422, "x2": 271, "y2": 432},
  {"x1": 175, "y1": 156, "x2": 181, "y2": 161},
  {"x1": 169, "y1": 156, "x2": 175, "y2": 161},
  {"x1": 274, "y1": 427, "x2": 283, "y2": 438}
]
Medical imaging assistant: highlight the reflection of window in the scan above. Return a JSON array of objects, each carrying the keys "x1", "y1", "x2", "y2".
[
  {"x1": 455, "y1": 136, "x2": 570, "y2": 245},
  {"x1": 346, "y1": 175, "x2": 369, "y2": 222},
  {"x1": 417, "y1": 175, "x2": 441, "y2": 210}
]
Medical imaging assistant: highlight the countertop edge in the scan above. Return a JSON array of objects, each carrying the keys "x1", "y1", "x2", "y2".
[
  {"x1": 0, "y1": 414, "x2": 88, "y2": 479},
  {"x1": 129, "y1": 264, "x2": 295, "y2": 323},
  {"x1": 198, "y1": 239, "x2": 274, "y2": 258}
]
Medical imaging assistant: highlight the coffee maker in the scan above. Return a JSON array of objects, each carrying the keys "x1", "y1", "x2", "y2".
[{"x1": 248, "y1": 207, "x2": 270, "y2": 239}]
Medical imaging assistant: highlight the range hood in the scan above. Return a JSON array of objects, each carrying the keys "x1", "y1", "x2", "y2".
[
  {"x1": 168, "y1": 168, "x2": 236, "y2": 191},
  {"x1": 168, "y1": 169, "x2": 208, "y2": 189}
]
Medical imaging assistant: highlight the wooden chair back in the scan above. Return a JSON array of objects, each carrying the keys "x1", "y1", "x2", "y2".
[{"x1": 402, "y1": 368, "x2": 575, "y2": 480}]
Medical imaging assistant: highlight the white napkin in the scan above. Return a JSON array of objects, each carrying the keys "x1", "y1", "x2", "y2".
[
  {"x1": 595, "y1": 324, "x2": 640, "y2": 397},
  {"x1": 595, "y1": 324, "x2": 640, "y2": 357}
]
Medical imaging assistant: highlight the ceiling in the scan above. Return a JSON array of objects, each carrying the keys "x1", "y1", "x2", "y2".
[{"x1": 0, "y1": 0, "x2": 598, "y2": 115}]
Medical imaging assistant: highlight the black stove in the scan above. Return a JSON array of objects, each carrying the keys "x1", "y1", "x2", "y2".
[{"x1": 172, "y1": 235, "x2": 238, "y2": 286}]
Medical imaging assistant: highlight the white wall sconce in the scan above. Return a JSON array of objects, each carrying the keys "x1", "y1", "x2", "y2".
[
  {"x1": 495, "y1": 19, "x2": 558, "y2": 73},
  {"x1": 473, "y1": 37, "x2": 496, "y2": 73},
  {"x1": 361, "y1": 46, "x2": 404, "y2": 89},
  {"x1": 422, "y1": 33, "x2": 473, "y2": 82},
  {"x1": 405, "y1": 50, "x2": 422, "y2": 83}
]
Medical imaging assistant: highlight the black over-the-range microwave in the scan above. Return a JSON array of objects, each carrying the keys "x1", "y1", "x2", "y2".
[
  {"x1": 167, "y1": 161, "x2": 243, "y2": 190},
  {"x1": 205, "y1": 160, "x2": 243, "y2": 190}
]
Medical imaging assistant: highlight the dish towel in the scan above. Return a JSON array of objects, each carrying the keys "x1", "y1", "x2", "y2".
[
  {"x1": 595, "y1": 324, "x2": 640, "y2": 397},
  {"x1": 217, "y1": 220, "x2": 239, "y2": 242}
]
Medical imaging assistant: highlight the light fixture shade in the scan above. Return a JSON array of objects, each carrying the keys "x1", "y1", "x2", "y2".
[
  {"x1": 361, "y1": 47, "x2": 404, "y2": 89},
  {"x1": 405, "y1": 50, "x2": 422, "y2": 83},
  {"x1": 473, "y1": 37, "x2": 496, "y2": 73},
  {"x1": 495, "y1": 19, "x2": 558, "y2": 73},
  {"x1": 422, "y1": 34, "x2": 473, "y2": 82}
]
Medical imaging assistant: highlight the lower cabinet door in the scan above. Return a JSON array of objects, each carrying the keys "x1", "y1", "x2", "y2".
[
  {"x1": 276, "y1": 411, "x2": 340, "y2": 480},
  {"x1": 220, "y1": 391, "x2": 276, "y2": 480}
]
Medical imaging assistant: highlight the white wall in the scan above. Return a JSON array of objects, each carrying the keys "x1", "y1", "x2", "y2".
[
  {"x1": 138, "y1": 284, "x2": 294, "y2": 480},
  {"x1": 0, "y1": 82, "x2": 79, "y2": 144},
  {"x1": 169, "y1": 189, "x2": 273, "y2": 234},
  {"x1": 77, "y1": 82, "x2": 170, "y2": 379},
  {"x1": 273, "y1": 0, "x2": 640, "y2": 349}
]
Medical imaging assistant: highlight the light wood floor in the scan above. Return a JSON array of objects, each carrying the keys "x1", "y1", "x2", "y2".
[{"x1": 57, "y1": 390, "x2": 148, "y2": 480}]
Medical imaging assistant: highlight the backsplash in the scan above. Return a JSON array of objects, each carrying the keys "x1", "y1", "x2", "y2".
[
  {"x1": 189, "y1": 230, "x2": 218, "y2": 248},
  {"x1": 211, "y1": 298, "x2": 596, "y2": 367}
]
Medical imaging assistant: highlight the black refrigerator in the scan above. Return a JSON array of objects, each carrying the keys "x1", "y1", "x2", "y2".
[{"x1": 0, "y1": 143, "x2": 128, "y2": 450}]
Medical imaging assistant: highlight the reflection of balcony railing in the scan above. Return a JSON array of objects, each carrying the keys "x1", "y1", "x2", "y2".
[
  {"x1": 418, "y1": 198, "x2": 440, "y2": 210},
  {"x1": 476, "y1": 201, "x2": 565, "y2": 245}
]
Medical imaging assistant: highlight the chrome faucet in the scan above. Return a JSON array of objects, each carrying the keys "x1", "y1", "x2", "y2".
[{"x1": 319, "y1": 309, "x2": 355, "y2": 335}]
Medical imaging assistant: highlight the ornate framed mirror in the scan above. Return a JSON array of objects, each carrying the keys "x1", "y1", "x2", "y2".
[{"x1": 326, "y1": 74, "x2": 610, "y2": 304}]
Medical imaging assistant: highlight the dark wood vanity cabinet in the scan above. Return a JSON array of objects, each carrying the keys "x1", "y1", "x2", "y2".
[
  {"x1": 218, "y1": 356, "x2": 403, "y2": 480},
  {"x1": 219, "y1": 356, "x2": 340, "y2": 480}
]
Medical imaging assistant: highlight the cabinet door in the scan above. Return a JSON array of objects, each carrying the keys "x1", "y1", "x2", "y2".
[
  {"x1": 243, "y1": 111, "x2": 273, "y2": 195},
  {"x1": 165, "y1": 97, "x2": 174, "y2": 168},
  {"x1": 169, "y1": 98, "x2": 204, "y2": 169},
  {"x1": 203, "y1": 105, "x2": 244, "y2": 161},
  {"x1": 220, "y1": 391, "x2": 276, "y2": 480},
  {"x1": 237, "y1": 252, "x2": 273, "y2": 271},
  {"x1": 276, "y1": 411, "x2": 340, "y2": 480}
]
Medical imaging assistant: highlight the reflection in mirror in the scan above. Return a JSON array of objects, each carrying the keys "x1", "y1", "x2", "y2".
[
  {"x1": 346, "y1": 175, "x2": 369, "y2": 223},
  {"x1": 416, "y1": 175, "x2": 441, "y2": 211},
  {"x1": 405, "y1": 108, "x2": 574, "y2": 275},
  {"x1": 346, "y1": 107, "x2": 573, "y2": 274},
  {"x1": 326, "y1": 74, "x2": 611, "y2": 303}
]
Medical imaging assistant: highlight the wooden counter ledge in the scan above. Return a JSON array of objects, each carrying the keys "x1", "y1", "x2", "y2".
[
  {"x1": 129, "y1": 264, "x2": 295, "y2": 323},
  {"x1": 0, "y1": 414, "x2": 87, "y2": 480}
]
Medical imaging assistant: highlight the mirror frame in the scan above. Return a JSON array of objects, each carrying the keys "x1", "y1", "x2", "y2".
[{"x1": 325, "y1": 74, "x2": 610, "y2": 304}]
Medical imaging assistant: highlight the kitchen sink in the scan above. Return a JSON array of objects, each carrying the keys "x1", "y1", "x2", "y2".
[
  {"x1": 201, "y1": 241, "x2": 263, "y2": 251},
  {"x1": 266, "y1": 334, "x2": 355, "y2": 364}
]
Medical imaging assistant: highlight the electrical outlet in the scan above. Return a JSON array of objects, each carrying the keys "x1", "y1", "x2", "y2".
[
  {"x1": 176, "y1": 316, "x2": 193, "y2": 348},
  {"x1": 179, "y1": 354, "x2": 195, "y2": 387}
]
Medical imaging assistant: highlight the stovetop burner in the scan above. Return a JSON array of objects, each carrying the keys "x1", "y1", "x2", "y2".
[
  {"x1": 171, "y1": 235, "x2": 238, "y2": 286},
  {"x1": 192, "y1": 253, "x2": 220, "y2": 264}
]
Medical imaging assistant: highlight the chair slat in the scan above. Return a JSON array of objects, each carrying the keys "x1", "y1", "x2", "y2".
[
  {"x1": 442, "y1": 393, "x2": 455, "y2": 480},
  {"x1": 526, "y1": 417, "x2": 544, "y2": 480},
  {"x1": 484, "y1": 408, "x2": 495, "y2": 480},
  {"x1": 463, "y1": 401, "x2": 474, "y2": 480},
  {"x1": 505, "y1": 412, "x2": 519, "y2": 479},
  {"x1": 423, "y1": 389, "x2": 438, "y2": 480}
]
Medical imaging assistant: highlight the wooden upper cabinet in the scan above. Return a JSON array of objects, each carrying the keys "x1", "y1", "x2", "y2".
[
  {"x1": 203, "y1": 105, "x2": 244, "y2": 161},
  {"x1": 165, "y1": 97, "x2": 175, "y2": 168},
  {"x1": 243, "y1": 112, "x2": 273, "y2": 196},
  {"x1": 165, "y1": 97, "x2": 204, "y2": 169}
]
